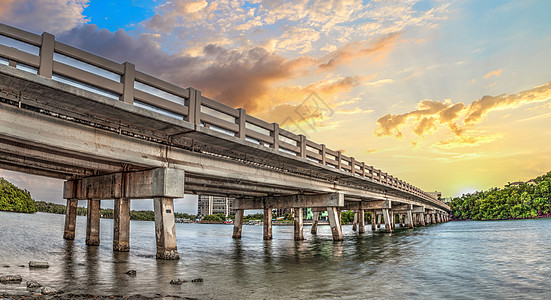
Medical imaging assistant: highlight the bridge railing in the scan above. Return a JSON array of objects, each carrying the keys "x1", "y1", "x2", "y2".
[{"x1": 0, "y1": 23, "x2": 447, "y2": 208}]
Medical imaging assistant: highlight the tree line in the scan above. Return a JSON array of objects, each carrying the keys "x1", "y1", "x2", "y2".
[
  {"x1": 450, "y1": 171, "x2": 551, "y2": 220},
  {"x1": 0, "y1": 177, "x2": 37, "y2": 213}
]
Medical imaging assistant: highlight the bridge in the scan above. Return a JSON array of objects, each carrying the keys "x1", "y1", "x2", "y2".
[{"x1": 0, "y1": 23, "x2": 450, "y2": 259}]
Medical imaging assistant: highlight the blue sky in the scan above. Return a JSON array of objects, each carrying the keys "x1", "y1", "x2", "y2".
[{"x1": 1, "y1": 0, "x2": 551, "y2": 211}]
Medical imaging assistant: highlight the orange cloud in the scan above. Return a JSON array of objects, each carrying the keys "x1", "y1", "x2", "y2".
[
  {"x1": 317, "y1": 33, "x2": 400, "y2": 71},
  {"x1": 375, "y1": 82, "x2": 551, "y2": 139},
  {"x1": 483, "y1": 69, "x2": 502, "y2": 79}
]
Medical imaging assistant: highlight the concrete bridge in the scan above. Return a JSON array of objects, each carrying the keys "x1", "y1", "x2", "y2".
[{"x1": 0, "y1": 23, "x2": 450, "y2": 259}]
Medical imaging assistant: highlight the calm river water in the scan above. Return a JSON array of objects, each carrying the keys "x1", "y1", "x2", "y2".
[{"x1": 1, "y1": 211, "x2": 550, "y2": 299}]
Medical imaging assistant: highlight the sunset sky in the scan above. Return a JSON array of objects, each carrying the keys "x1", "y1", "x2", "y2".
[{"x1": 1, "y1": 0, "x2": 551, "y2": 211}]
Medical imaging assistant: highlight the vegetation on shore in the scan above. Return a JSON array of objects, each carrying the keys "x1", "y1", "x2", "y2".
[
  {"x1": 0, "y1": 177, "x2": 37, "y2": 213},
  {"x1": 450, "y1": 171, "x2": 551, "y2": 221}
]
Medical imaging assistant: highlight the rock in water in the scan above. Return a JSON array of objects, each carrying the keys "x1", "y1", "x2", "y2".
[
  {"x1": 29, "y1": 261, "x2": 49, "y2": 268},
  {"x1": 170, "y1": 279, "x2": 187, "y2": 285},
  {"x1": 27, "y1": 281, "x2": 42, "y2": 288},
  {"x1": 126, "y1": 270, "x2": 137, "y2": 276},
  {"x1": 0, "y1": 275, "x2": 22, "y2": 283},
  {"x1": 191, "y1": 278, "x2": 203, "y2": 283},
  {"x1": 41, "y1": 286, "x2": 61, "y2": 295}
]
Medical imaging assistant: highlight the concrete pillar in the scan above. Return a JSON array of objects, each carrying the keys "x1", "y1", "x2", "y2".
[
  {"x1": 358, "y1": 210, "x2": 365, "y2": 233},
  {"x1": 113, "y1": 198, "x2": 130, "y2": 252},
  {"x1": 294, "y1": 208, "x2": 304, "y2": 240},
  {"x1": 399, "y1": 214, "x2": 404, "y2": 227},
  {"x1": 311, "y1": 211, "x2": 319, "y2": 234},
  {"x1": 391, "y1": 211, "x2": 396, "y2": 229},
  {"x1": 327, "y1": 207, "x2": 343, "y2": 241},
  {"x1": 263, "y1": 208, "x2": 272, "y2": 240},
  {"x1": 63, "y1": 199, "x2": 78, "y2": 240},
  {"x1": 382, "y1": 209, "x2": 392, "y2": 233},
  {"x1": 153, "y1": 197, "x2": 179, "y2": 260},
  {"x1": 352, "y1": 211, "x2": 358, "y2": 231},
  {"x1": 232, "y1": 209, "x2": 244, "y2": 239},
  {"x1": 86, "y1": 199, "x2": 101, "y2": 246},
  {"x1": 407, "y1": 210, "x2": 414, "y2": 228},
  {"x1": 377, "y1": 213, "x2": 382, "y2": 228},
  {"x1": 432, "y1": 213, "x2": 436, "y2": 224},
  {"x1": 419, "y1": 213, "x2": 425, "y2": 226},
  {"x1": 371, "y1": 211, "x2": 376, "y2": 231}
]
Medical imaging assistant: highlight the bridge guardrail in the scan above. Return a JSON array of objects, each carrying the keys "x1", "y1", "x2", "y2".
[{"x1": 0, "y1": 23, "x2": 448, "y2": 210}]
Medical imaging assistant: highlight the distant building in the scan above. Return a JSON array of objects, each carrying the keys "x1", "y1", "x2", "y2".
[
  {"x1": 428, "y1": 191, "x2": 442, "y2": 200},
  {"x1": 197, "y1": 195, "x2": 235, "y2": 217}
]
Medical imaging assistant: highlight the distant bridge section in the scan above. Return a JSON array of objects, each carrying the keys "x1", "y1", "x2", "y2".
[{"x1": 0, "y1": 23, "x2": 450, "y2": 259}]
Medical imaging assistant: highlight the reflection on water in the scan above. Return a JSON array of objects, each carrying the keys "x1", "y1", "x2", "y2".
[{"x1": 1, "y1": 211, "x2": 551, "y2": 299}]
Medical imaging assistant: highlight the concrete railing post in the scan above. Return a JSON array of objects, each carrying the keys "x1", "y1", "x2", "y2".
[
  {"x1": 299, "y1": 135, "x2": 306, "y2": 158},
  {"x1": 86, "y1": 199, "x2": 101, "y2": 246},
  {"x1": 263, "y1": 208, "x2": 272, "y2": 240},
  {"x1": 232, "y1": 209, "x2": 244, "y2": 239},
  {"x1": 321, "y1": 144, "x2": 326, "y2": 165},
  {"x1": 186, "y1": 88, "x2": 202, "y2": 125},
  {"x1": 271, "y1": 123, "x2": 280, "y2": 150},
  {"x1": 63, "y1": 199, "x2": 78, "y2": 240},
  {"x1": 120, "y1": 62, "x2": 135, "y2": 104},
  {"x1": 237, "y1": 108, "x2": 246, "y2": 139},
  {"x1": 113, "y1": 198, "x2": 130, "y2": 252},
  {"x1": 154, "y1": 197, "x2": 179, "y2": 260},
  {"x1": 38, "y1": 32, "x2": 54, "y2": 78}
]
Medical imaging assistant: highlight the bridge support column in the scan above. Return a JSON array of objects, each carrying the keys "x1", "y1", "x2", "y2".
[
  {"x1": 263, "y1": 208, "x2": 272, "y2": 240},
  {"x1": 232, "y1": 209, "x2": 244, "y2": 239},
  {"x1": 431, "y1": 213, "x2": 436, "y2": 224},
  {"x1": 358, "y1": 210, "x2": 365, "y2": 233},
  {"x1": 154, "y1": 197, "x2": 179, "y2": 260},
  {"x1": 327, "y1": 207, "x2": 343, "y2": 241},
  {"x1": 63, "y1": 199, "x2": 78, "y2": 240},
  {"x1": 113, "y1": 198, "x2": 130, "y2": 252},
  {"x1": 407, "y1": 210, "x2": 414, "y2": 228},
  {"x1": 390, "y1": 211, "x2": 396, "y2": 230},
  {"x1": 382, "y1": 209, "x2": 392, "y2": 233},
  {"x1": 352, "y1": 211, "x2": 358, "y2": 231},
  {"x1": 377, "y1": 213, "x2": 381, "y2": 229},
  {"x1": 86, "y1": 199, "x2": 101, "y2": 246},
  {"x1": 399, "y1": 214, "x2": 404, "y2": 227},
  {"x1": 294, "y1": 208, "x2": 304, "y2": 240},
  {"x1": 419, "y1": 213, "x2": 425, "y2": 226},
  {"x1": 371, "y1": 211, "x2": 376, "y2": 231},
  {"x1": 311, "y1": 211, "x2": 319, "y2": 234}
]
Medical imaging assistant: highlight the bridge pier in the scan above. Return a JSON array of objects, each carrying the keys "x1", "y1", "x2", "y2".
[
  {"x1": 377, "y1": 213, "x2": 382, "y2": 229},
  {"x1": 358, "y1": 210, "x2": 365, "y2": 233},
  {"x1": 432, "y1": 213, "x2": 436, "y2": 224},
  {"x1": 419, "y1": 212, "x2": 425, "y2": 226},
  {"x1": 263, "y1": 208, "x2": 272, "y2": 240},
  {"x1": 327, "y1": 207, "x2": 343, "y2": 241},
  {"x1": 352, "y1": 211, "x2": 358, "y2": 231},
  {"x1": 113, "y1": 198, "x2": 130, "y2": 252},
  {"x1": 311, "y1": 211, "x2": 319, "y2": 234},
  {"x1": 382, "y1": 209, "x2": 392, "y2": 233},
  {"x1": 407, "y1": 210, "x2": 414, "y2": 228},
  {"x1": 294, "y1": 208, "x2": 304, "y2": 240},
  {"x1": 371, "y1": 211, "x2": 376, "y2": 231},
  {"x1": 233, "y1": 209, "x2": 244, "y2": 239},
  {"x1": 86, "y1": 199, "x2": 101, "y2": 246},
  {"x1": 154, "y1": 197, "x2": 179, "y2": 260},
  {"x1": 63, "y1": 199, "x2": 78, "y2": 240}
]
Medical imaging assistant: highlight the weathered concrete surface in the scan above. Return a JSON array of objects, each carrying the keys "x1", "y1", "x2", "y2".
[
  {"x1": 263, "y1": 208, "x2": 272, "y2": 240},
  {"x1": 113, "y1": 198, "x2": 130, "y2": 252},
  {"x1": 154, "y1": 197, "x2": 179, "y2": 260},
  {"x1": 234, "y1": 193, "x2": 344, "y2": 210},
  {"x1": 311, "y1": 211, "x2": 319, "y2": 234},
  {"x1": 327, "y1": 207, "x2": 343, "y2": 241},
  {"x1": 407, "y1": 210, "x2": 414, "y2": 228},
  {"x1": 63, "y1": 199, "x2": 77, "y2": 240},
  {"x1": 352, "y1": 211, "x2": 358, "y2": 231},
  {"x1": 345, "y1": 200, "x2": 391, "y2": 210},
  {"x1": 358, "y1": 210, "x2": 365, "y2": 233},
  {"x1": 382, "y1": 209, "x2": 392, "y2": 233},
  {"x1": 371, "y1": 211, "x2": 376, "y2": 231},
  {"x1": 86, "y1": 199, "x2": 100, "y2": 246},
  {"x1": 294, "y1": 208, "x2": 304, "y2": 241},
  {"x1": 232, "y1": 209, "x2": 244, "y2": 239}
]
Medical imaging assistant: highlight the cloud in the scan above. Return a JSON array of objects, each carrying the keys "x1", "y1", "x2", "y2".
[
  {"x1": 375, "y1": 82, "x2": 551, "y2": 139},
  {"x1": 434, "y1": 135, "x2": 502, "y2": 149},
  {"x1": 0, "y1": 0, "x2": 89, "y2": 34},
  {"x1": 317, "y1": 33, "x2": 400, "y2": 71},
  {"x1": 483, "y1": 69, "x2": 502, "y2": 79}
]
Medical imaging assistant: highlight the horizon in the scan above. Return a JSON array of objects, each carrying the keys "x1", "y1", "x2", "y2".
[{"x1": 1, "y1": 0, "x2": 550, "y2": 211}]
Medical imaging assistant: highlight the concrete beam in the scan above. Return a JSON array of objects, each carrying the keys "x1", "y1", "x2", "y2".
[
  {"x1": 344, "y1": 200, "x2": 391, "y2": 210},
  {"x1": 63, "y1": 168, "x2": 185, "y2": 200},
  {"x1": 392, "y1": 203, "x2": 412, "y2": 211},
  {"x1": 234, "y1": 193, "x2": 344, "y2": 210}
]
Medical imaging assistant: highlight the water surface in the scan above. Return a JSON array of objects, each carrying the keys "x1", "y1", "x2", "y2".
[{"x1": 1, "y1": 211, "x2": 550, "y2": 299}]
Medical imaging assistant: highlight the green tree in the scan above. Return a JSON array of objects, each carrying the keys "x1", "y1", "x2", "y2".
[{"x1": 0, "y1": 178, "x2": 37, "y2": 213}]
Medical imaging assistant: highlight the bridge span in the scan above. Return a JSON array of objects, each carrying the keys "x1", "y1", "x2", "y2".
[{"x1": 0, "y1": 24, "x2": 450, "y2": 259}]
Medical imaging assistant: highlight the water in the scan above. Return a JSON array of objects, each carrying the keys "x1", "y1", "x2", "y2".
[{"x1": 1, "y1": 211, "x2": 550, "y2": 299}]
